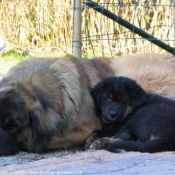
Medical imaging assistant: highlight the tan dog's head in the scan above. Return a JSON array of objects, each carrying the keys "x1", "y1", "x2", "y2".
[{"x1": 0, "y1": 83, "x2": 63, "y2": 153}]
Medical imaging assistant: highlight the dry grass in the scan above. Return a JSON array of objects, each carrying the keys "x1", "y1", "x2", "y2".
[
  {"x1": 0, "y1": 0, "x2": 73, "y2": 55},
  {"x1": 82, "y1": 0, "x2": 174, "y2": 57},
  {"x1": 0, "y1": 0, "x2": 174, "y2": 57}
]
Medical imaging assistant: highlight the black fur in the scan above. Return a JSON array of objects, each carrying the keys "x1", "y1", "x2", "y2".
[
  {"x1": 91, "y1": 76, "x2": 175, "y2": 153},
  {"x1": 0, "y1": 88, "x2": 28, "y2": 155},
  {"x1": 0, "y1": 128, "x2": 21, "y2": 155}
]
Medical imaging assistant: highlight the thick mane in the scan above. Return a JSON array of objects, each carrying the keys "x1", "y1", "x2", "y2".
[{"x1": 0, "y1": 55, "x2": 106, "y2": 153}]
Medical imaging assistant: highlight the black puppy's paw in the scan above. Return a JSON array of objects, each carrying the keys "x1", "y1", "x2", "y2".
[{"x1": 89, "y1": 137, "x2": 110, "y2": 150}]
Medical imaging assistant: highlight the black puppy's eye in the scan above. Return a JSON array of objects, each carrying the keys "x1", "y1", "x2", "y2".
[
  {"x1": 106, "y1": 97, "x2": 112, "y2": 101},
  {"x1": 118, "y1": 96, "x2": 122, "y2": 101},
  {"x1": 106, "y1": 94, "x2": 113, "y2": 101}
]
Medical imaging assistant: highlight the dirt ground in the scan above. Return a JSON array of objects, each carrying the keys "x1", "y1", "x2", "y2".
[
  {"x1": 0, "y1": 148, "x2": 85, "y2": 166},
  {"x1": 0, "y1": 61, "x2": 10, "y2": 76},
  {"x1": 1, "y1": 150, "x2": 175, "y2": 174}
]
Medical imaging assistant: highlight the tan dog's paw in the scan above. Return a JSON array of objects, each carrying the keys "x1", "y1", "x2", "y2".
[
  {"x1": 85, "y1": 140, "x2": 94, "y2": 150},
  {"x1": 89, "y1": 137, "x2": 110, "y2": 150},
  {"x1": 85, "y1": 132, "x2": 100, "y2": 150}
]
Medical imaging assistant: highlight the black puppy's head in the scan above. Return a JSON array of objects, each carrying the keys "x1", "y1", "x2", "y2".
[
  {"x1": 0, "y1": 83, "x2": 63, "y2": 154},
  {"x1": 91, "y1": 76, "x2": 147, "y2": 123}
]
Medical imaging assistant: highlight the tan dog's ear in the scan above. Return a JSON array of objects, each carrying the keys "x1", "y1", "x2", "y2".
[
  {"x1": 91, "y1": 80, "x2": 105, "y2": 111},
  {"x1": 0, "y1": 85, "x2": 15, "y2": 99},
  {"x1": 29, "y1": 107, "x2": 63, "y2": 152}
]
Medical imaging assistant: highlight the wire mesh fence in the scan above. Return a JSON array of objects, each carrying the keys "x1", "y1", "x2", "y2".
[
  {"x1": 82, "y1": 0, "x2": 175, "y2": 58},
  {"x1": 0, "y1": 0, "x2": 174, "y2": 58}
]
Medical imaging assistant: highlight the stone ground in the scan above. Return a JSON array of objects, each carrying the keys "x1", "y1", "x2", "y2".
[
  {"x1": 0, "y1": 60, "x2": 12, "y2": 77},
  {"x1": 0, "y1": 60, "x2": 175, "y2": 174},
  {"x1": 0, "y1": 150, "x2": 175, "y2": 175}
]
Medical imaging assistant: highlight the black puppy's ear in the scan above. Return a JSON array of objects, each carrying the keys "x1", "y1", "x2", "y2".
[
  {"x1": 122, "y1": 77, "x2": 147, "y2": 107},
  {"x1": 91, "y1": 81, "x2": 104, "y2": 110}
]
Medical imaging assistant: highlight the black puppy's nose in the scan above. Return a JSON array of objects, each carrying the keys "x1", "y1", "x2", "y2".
[{"x1": 109, "y1": 110, "x2": 118, "y2": 119}]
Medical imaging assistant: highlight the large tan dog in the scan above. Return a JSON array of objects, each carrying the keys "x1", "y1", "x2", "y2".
[
  {"x1": 0, "y1": 55, "x2": 113, "y2": 155},
  {"x1": 0, "y1": 53, "x2": 175, "y2": 155}
]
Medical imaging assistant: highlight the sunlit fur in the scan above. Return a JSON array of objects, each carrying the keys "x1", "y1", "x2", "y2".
[
  {"x1": 0, "y1": 55, "x2": 113, "y2": 154},
  {"x1": 1, "y1": 53, "x2": 175, "y2": 155},
  {"x1": 110, "y1": 53, "x2": 175, "y2": 99}
]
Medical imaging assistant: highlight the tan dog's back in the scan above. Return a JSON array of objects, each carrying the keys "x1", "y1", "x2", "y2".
[{"x1": 110, "y1": 53, "x2": 175, "y2": 99}]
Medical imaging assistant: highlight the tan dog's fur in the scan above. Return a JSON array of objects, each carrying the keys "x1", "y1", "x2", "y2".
[
  {"x1": 0, "y1": 53, "x2": 175, "y2": 154},
  {"x1": 0, "y1": 55, "x2": 113, "y2": 152},
  {"x1": 110, "y1": 53, "x2": 175, "y2": 99}
]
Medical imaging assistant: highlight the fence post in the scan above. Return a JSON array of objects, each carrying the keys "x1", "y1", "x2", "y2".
[{"x1": 73, "y1": 0, "x2": 82, "y2": 58}]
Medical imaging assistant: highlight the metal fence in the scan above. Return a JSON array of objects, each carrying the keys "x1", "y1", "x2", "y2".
[{"x1": 76, "y1": 0, "x2": 175, "y2": 58}]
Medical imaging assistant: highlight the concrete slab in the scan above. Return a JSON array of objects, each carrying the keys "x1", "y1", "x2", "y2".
[
  {"x1": 44, "y1": 154, "x2": 175, "y2": 175},
  {"x1": 0, "y1": 150, "x2": 175, "y2": 175}
]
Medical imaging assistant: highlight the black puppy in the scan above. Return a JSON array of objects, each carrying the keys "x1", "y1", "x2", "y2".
[{"x1": 90, "y1": 76, "x2": 175, "y2": 153}]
